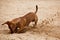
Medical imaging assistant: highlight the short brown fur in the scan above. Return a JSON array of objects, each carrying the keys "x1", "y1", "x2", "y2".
[{"x1": 2, "y1": 5, "x2": 38, "y2": 33}]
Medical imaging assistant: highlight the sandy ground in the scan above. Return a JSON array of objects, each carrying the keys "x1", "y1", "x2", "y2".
[
  {"x1": 0, "y1": 0, "x2": 60, "y2": 40},
  {"x1": 0, "y1": 24, "x2": 60, "y2": 40}
]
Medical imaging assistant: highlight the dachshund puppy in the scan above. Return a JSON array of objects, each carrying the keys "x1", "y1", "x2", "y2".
[{"x1": 2, "y1": 5, "x2": 38, "y2": 33}]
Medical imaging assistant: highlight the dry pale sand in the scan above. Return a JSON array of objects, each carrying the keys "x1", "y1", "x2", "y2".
[{"x1": 0, "y1": 0, "x2": 60, "y2": 40}]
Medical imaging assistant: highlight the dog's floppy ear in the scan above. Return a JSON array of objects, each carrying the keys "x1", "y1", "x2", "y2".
[{"x1": 2, "y1": 21, "x2": 10, "y2": 25}]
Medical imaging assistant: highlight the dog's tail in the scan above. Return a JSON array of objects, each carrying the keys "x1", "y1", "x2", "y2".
[
  {"x1": 35, "y1": 5, "x2": 38, "y2": 14},
  {"x1": 2, "y1": 21, "x2": 9, "y2": 25}
]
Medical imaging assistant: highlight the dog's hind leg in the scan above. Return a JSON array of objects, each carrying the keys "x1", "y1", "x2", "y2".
[
  {"x1": 33, "y1": 16, "x2": 38, "y2": 27},
  {"x1": 33, "y1": 20, "x2": 38, "y2": 27}
]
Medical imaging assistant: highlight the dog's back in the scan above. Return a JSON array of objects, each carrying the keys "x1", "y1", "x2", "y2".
[{"x1": 23, "y1": 5, "x2": 38, "y2": 26}]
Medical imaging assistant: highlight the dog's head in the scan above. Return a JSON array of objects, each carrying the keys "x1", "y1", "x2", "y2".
[
  {"x1": 2, "y1": 21, "x2": 14, "y2": 27},
  {"x1": 2, "y1": 21, "x2": 10, "y2": 25},
  {"x1": 2, "y1": 21, "x2": 16, "y2": 33},
  {"x1": 2, "y1": 21, "x2": 15, "y2": 28}
]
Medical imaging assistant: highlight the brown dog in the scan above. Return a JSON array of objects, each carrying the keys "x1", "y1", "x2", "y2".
[{"x1": 2, "y1": 5, "x2": 38, "y2": 33}]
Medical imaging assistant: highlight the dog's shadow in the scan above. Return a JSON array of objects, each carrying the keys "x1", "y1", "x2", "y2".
[
  {"x1": 0, "y1": 26, "x2": 36, "y2": 34},
  {"x1": 0, "y1": 29, "x2": 30, "y2": 34},
  {"x1": 0, "y1": 30, "x2": 10, "y2": 34},
  {"x1": 0, "y1": 29, "x2": 28, "y2": 34}
]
